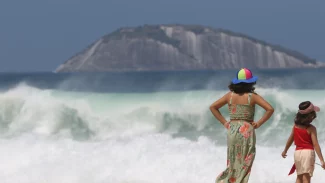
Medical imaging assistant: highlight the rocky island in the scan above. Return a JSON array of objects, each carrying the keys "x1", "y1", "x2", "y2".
[{"x1": 55, "y1": 24, "x2": 323, "y2": 72}]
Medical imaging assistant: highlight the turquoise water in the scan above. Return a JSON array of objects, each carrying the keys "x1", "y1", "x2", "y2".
[{"x1": 0, "y1": 71, "x2": 325, "y2": 183}]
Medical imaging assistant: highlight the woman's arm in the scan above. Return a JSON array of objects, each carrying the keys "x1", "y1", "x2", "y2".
[
  {"x1": 310, "y1": 126, "x2": 325, "y2": 168},
  {"x1": 209, "y1": 92, "x2": 229, "y2": 126},
  {"x1": 252, "y1": 93, "x2": 274, "y2": 129},
  {"x1": 282, "y1": 127, "x2": 294, "y2": 158}
]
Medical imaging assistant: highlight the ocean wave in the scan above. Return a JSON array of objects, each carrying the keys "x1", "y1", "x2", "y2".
[{"x1": 1, "y1": 83, "x2": 325, "y2": 145}]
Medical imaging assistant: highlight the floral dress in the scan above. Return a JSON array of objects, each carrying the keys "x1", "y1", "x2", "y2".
[{"x1": 216, "y1": 92, "x2": 256, "y2": 183}]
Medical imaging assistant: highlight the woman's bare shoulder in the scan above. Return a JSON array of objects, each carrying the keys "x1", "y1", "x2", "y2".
[
  {"x1": 226, "y1": 91, "x2": 232, "y2": 95},
  {"x1": 252, "y1": 92, "x2": 266, "y2": 100},
  {"x1": 224, "y1": 91, "x2": 232, "y2": 99},
  {"x1": 250, "y1": 92, "x2": 259, "y2": 101},
  {"x1": 251, "y1": 92, "x2": 259, "y2": 96}
]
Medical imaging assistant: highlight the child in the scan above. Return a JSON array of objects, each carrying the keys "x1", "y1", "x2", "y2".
[{"x1": 282, "y1": 101, "x2": 325, "y2": 183}]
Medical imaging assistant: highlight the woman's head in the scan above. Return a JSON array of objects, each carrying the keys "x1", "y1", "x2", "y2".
[
  {"x1": 229, "y1": 68, "x2": 258, "y2": 94},
  {"x1": 295, "y1": 101, "x2": 320, "y2": 126},
  {"x1": 228, "y1": 82, "x2": 256, "y2": 93}
]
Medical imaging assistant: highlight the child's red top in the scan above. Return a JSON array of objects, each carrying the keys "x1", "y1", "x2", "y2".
[
  {"x1": 294, "y1": 125, "x2": 314, "y2": 150},
  {"x1": 288, "y1": 125, "x2": 314, "y2": 175}
]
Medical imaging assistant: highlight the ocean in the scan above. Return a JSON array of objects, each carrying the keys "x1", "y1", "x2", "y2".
[{"x1": 0, "y1": 69, "x2": 325, "y2": 183}]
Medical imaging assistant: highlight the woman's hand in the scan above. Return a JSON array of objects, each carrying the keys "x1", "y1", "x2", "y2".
[
  {"x1": 224, "y1": 122, "x2": 230, "y2": 129},
  {"x1": 251, "y1": 122, "x2": 261, "y2": 129}
]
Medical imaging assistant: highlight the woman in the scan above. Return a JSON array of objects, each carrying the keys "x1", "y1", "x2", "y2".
[{"x1": 210, "y1": 68, "x2": 274, "y2": 183}]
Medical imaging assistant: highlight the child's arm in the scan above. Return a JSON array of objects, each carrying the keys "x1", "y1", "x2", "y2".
[
  {"x1": 310, "y1": 125, "x2": 325, "y2": 169},
  {"x1": 282, "y1": 127, "x2": 294, "y2": 158}
]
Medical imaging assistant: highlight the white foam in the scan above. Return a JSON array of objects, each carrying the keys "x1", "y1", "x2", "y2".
[
  {"x1": 0, "y1": 134, "x2": 324, "y2": 183},
  {"x1": 2, "y1": 84, "x2": 325, "y2": 142},
  {"x1": 1, "y1": 84, "x2": 325, "y2": 182}
]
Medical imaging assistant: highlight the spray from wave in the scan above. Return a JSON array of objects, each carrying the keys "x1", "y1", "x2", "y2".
[
  {"x1": 1, "y1": 83, "x2": 325, "y2": 142},
  {"x1": 1, "y1": 82, "x2": 325, "y2": 182}
]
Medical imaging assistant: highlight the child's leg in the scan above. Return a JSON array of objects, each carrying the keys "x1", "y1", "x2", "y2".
[
  {"x1": 302, "y1": 173, "x2": 311, "y2": 183},
  {"x1": 296, "y1": 175, "x2": 303, "y2": 183}
]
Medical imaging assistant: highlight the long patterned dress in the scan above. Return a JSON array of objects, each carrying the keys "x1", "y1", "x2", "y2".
[{"x1": 216, "y1": 92, "x2": 256, "y2": 183}]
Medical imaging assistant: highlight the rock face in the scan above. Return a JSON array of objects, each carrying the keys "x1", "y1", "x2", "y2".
[{"x1": 55, "y1": 24, "x2": 323, "y2": 72}]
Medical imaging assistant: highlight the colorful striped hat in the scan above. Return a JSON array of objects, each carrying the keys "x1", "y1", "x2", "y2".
[{"x1": 232, "y1": 68, "x2": 258, "y2": 84}]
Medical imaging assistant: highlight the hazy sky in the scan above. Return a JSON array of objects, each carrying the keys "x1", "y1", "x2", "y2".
[{"x1": 0, "y1": 0, "x2": 324, "y2": 72}]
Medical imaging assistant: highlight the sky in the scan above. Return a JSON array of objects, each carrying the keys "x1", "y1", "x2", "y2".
[{"x1": 0, "y1": 0, "x2": 324, "y2": 72}]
